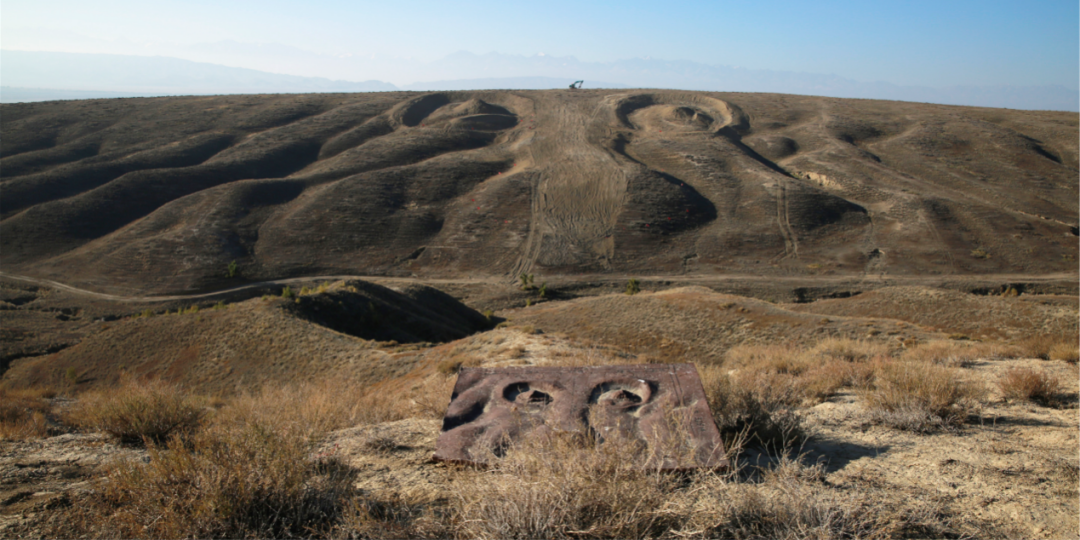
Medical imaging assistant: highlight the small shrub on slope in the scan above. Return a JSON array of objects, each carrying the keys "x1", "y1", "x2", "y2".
[
  {"x1": 454, "y1": 430, "x2": 680, "y2": 539},
  {"x1": 998, "y1": 367, "x2": 1061, "y2": 405},
  {"x1": 808, "y1": 337, "x2": 890, "y2": 363},
  {"x1": 1049, "y1": 341, "x2": 1080, "y2": 363},
  {"x1": 0, "y1": 387, "x2": 58, "y2": 440},
  {"x1": 66, "y1": 379, "x2": 206, "y2": 445},
  {"x1": 901, "y1": 340, "x2": 1011, "y2": 367},
  {"x1": 699, "y1": 364, "x2": 805, "y2": 450},
  {"x1": 861, "y1": 361, "x2": 984, "y2": 432},
  {"x1": 57, "y1": 421, "x2": 354, "y2": 539}
]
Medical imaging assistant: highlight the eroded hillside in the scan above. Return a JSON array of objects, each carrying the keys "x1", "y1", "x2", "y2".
[{"x1": 2, "y1": 90, "x2": 1077, "y2": 294}]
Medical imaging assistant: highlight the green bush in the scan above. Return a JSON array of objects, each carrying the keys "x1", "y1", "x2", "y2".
[{"x1": 626, "y1": 278, "x2": 641, "y2": 295}]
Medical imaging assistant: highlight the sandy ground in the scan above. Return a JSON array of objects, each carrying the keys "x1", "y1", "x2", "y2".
[
  {"x1": 804, "y1": 357, "x2": 1079, "y2": 538},
  {"x1": 324, "y1": 356, "x2": 1080, "y2": 539},
  {"x1": 1, "y1": 355, "x2": 1075, "y2": 538}
]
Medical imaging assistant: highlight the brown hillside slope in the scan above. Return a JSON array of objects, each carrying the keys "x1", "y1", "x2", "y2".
[
  {"x1": 1, "y1": 280, "x2": 489, "y2": 394},
  {"x1": 504, "y1": 286, "x2": 932, "y2": 365},
  {"x1": 784, "y1": 286, "x2": 1078, "y2": 341},
  {"x1": 1, "y1": 91, "x2": 1076, "y2": 295}
]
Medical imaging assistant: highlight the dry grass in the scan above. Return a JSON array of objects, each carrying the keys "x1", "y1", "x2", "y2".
[
  {"x1": 49, "y1": 420, "x2": 355, "y2": 539},
  {"x1": 1017, "y1": 334, "x2": 1060, "y2": 360},
  {"x1": 1049, "y1": 341, "x2": 1080, "y2": 363},
  {"x1": 807, "y1": 337, "x2": 892, "y2": 363},
  {"x1": 436, "y1": 353, "x2": 481, "y2": 375},
  {"x1": 64, "y1": 379, "x2": 207, "y2": 445},
  {"x1": 34, "y1": 355, "x2": 971, "y2": 539},
  {"x1": 45, "y1": 377, "x2": 405, "y2": 538},
  {"x1": 699, "y1": 365, "x2": 805, "y2": 450},
  {"x1": 0, "y1": 386, "x2": 59, "y2": 440},
  {"x1": 998, "y1": 367, "x2": 1061, "y2": 405},
  {"x1": 861, "y1": 361, "x2": 985, "y2": 432},
  {"x1": 900, "y1": 339, "x2": 1018, "y2": 367},
  {"x1": 348, "y1": 429, "x2": 944, "y2": 540},
  {"x1": 454, "y1": 430, "x2": 680, "y2": 539},
  {"x1": 721, "y1": 338, "x2": 891, "y2": 408}
]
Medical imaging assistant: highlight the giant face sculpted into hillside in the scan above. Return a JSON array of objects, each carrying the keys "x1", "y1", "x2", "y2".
[{"x1": 433, "y1": 364, "x2": 728, "y2": 470}]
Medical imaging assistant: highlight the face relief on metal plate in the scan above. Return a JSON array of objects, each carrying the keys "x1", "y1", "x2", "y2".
[{"x1": 433, "y1": 364, "x2": 728, "y2": 470}]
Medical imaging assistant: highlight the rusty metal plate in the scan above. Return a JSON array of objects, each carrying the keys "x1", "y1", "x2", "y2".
[{"x1": 433, "y1": 363, "x2": 727, "y2": 470}]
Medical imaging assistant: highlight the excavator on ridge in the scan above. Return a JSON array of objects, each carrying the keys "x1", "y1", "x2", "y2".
[{"x1": 569, "y1": 80, "x2": 584, "y2": 90}]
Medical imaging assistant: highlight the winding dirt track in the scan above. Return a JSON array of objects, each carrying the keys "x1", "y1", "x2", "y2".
[{"x1": 2, "y1": 271, "x2": 1074, "y2": 304}]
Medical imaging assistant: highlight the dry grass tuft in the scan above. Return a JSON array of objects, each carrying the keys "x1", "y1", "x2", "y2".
[
  {"x1": 339, "y1": 493, "x2": 451, "y2": 539},
  {"x1": 861, "y1": 361, "x2": 984, "y2": 432},
  {"x1": 808, "y1": 337, "x2": 892, "y2": 363},
  {"x1": 446, "y1": 431, "x2": 940, "y2": 540},
  {"x1": 50, "y1": 421, "x2": 355, "y2": 539},
  {"x1": 699, "y1": 365, "x2": 805, "y2": 450},
  {"x1": 1017, "y1": 334, "x2": 1058, "y2": 360},
  {"x1": 64, "y1": 379, "x2": 206, "y2": 445},
  {"x1": 222, "y1": 380, "x2": 393, "y2": 438},
  {"x1": 0, "y1": 386, "x2": 59, "y2": 440},
  {"x1": 455, "y1": 431, "x2": 681, "y2": 539},
  {"x1": 998, "y1": 367, "x2": 1061, "y2": 405},
  {"x1": 436, "y1": 354, "x2": 481, "y2": 375},
  {"x1": 901, "y1": 340, "x2": 1014, "y2": 367},
  {"x1": 1049, "y1": 341, "x2": 1080, "y2": 363}
]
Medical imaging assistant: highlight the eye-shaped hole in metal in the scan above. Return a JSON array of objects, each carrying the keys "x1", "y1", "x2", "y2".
[
  {"x1": 503, "y1": 382, "x2": 554, "y2": 409},
  {"x1": 604, "y1": 389, "x2": 641, "y2": 406},
  {"x1": 589, "y1": 380, "x2": 652, "y2": 410}
]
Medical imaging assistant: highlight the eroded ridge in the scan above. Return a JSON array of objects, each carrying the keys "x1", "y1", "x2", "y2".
[{"x1": 433, "y1": 363, "x2": 727, "y2": 470}]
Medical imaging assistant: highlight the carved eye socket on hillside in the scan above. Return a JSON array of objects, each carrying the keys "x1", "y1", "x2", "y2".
[
  {"x1": 502, "y1": 382, "x2": 555, "y2": 410},
  {"x1": 589, "y1": 379, "x2": 653, "y2": 410}
]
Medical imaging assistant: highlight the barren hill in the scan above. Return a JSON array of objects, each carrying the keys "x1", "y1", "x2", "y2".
[
  {"x1": 1, "y1": 279, "x2": 490, "y2": 393},
  {"x1": 1, "y1": 90, "x2": 1076, "y2": 295}
]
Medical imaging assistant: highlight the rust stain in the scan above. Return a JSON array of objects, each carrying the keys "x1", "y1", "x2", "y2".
[{"x1": 434, "y1": 363, "x2": 727, "y2": 470}]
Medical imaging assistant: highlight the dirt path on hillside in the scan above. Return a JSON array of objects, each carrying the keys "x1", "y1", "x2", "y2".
[{"x1": 1, "y1": 271, "x2": 1075, "y2": 304}]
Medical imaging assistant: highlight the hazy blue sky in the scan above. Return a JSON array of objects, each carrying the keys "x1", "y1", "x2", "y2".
[{"x1": 3, "y1": 0, "x2": 1077, "y2": 88}]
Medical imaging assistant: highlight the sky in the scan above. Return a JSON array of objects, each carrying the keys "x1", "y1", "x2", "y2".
[{"x1": 2, "y1": 0, "x2": 1078, "y2": 89}]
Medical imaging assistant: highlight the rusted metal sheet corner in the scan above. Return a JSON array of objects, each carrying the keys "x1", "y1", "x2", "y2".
[{"x1": 433, "y1": 363, "x2": 728, "y2": 470}]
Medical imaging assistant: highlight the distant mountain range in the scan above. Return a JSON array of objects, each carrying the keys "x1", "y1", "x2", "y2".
[{"x1": 2, "y1": 49, "x2": 1076, "y2": 111}]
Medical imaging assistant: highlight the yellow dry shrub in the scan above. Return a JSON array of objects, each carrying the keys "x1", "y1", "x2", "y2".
[
  {"x1": 861, "y1": 361, "x2": 985, "y2": 432},
  {"x1": 1049, "y1": 342, "x2": 1079, "y2": 363},
  {"x1": 0, "y1": 387, "x2": 57, "y2": 440},
  {"x1": 808, "y1": 337, "x2": 892, "y2": 363},
  {"x1": 998, "y1": 367, "x2": 1061, "y2": 405},
  {"x1": 1017, "y1": 334, "x2": 1058, "y2": 360},
  {"x1": 699, "y1": 365, "x2": 804, "y2": 449},
  {"x1": 65, "y1": 379, "x2": 207, "y2": 445},
  {"x1": 51, "y1": 419, "x2": 355, "y2": 539},
  {"x1": 454, "y1": 430, "x2": 680, "y2": 540},
  {"x1": 901, "y1": 340, "x2": 1013, "y2": 367}
]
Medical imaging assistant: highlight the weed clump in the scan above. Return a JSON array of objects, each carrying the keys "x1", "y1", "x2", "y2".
[
  {"x1": 65, "y1": 380, "x2": 206, "y2": 445},
  {"x1": 56, "y1": 421, "x2": 354, "y2": 539},
  {"x1": 1049, "y1": 341, "x2": 1079, "y2": 363},
  {"x1": 901, "y1": 340, "x2": 1009, "y2": 367},
  {"x1": 808, "y1": 337, "x2": 890, "y2": 363},
  {"x1": 436, "y1": 355, "x2": 480, "y2": 375},
  {"x1": 998, "y1": 367, "x2": 1061, "y2": 405},
  {"x1": 1016, "y1": 334, "x2": 1066, "y2": 360},
  {"x1": 0, "y1": 387, "x2": 58, "y2": 440},
  {"x1": 699, "y1": 364, "x2": 805, "y2": 449},
  {"x1": 861, "y1": 361, "x2": 984, "y2": 432},
  {"x1": 625, "y1": 278, "x2": 641, "y2": 295},
  {"x1": 455, "y1": 430, "x2": 680, "y2": 539}
]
